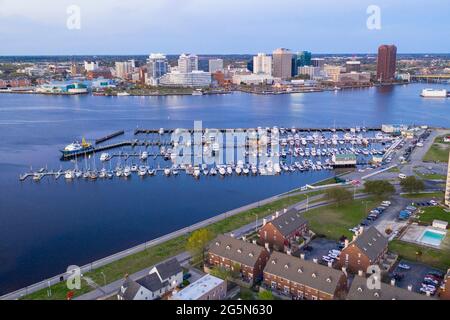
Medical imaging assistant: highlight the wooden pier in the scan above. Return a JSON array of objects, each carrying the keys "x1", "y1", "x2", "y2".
[{"x1": 95, "y1": 130, "x2": 125, "y2": 144}]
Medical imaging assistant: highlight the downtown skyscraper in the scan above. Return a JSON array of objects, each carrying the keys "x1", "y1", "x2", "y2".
[{"x1": 376, "y1": 45, "x2": 397, "y2": 82}]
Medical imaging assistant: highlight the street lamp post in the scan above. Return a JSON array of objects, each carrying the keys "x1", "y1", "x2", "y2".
[{"x1": 253, "y1": 213, "x2": 258, "y2": 233}]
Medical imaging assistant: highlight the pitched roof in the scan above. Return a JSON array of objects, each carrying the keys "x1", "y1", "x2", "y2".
[
  {"x1": 263, "y1": 251, "x2": 346, "y2": 295},
  {"x1": 154, "y1": 258, "x2": 182, "y2": 280},
  {"x1": 208, "y1": 234, "x2": 266, "y2": 267},
  {"x1": 351, "y1": 227, "x2": 388, "y2": 262},
  {"x1": 137, "y1": 272, "x2": 168, "y2": 292},
  {"x1": 118, "y1": 278, "x2": 141, "y2": 300},
  {"x1": 347, "y1": 276, "x2": 434, "y2": 300},
  {"x1": 268, "y1": 209, "x2": 308, "y2": 237}
]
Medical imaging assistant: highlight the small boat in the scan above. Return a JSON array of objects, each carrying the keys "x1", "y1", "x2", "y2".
[
  {"x1": 226, "y1": 166, "x2": 233, "y2": 175},
  {"x1": 115, "y1": 169, "x2": 123, "y2": 177},
  {"x1": 193, "y1": 167, "x2": 201, "y2": 178},
  {"x1": 123, "y1": 166, "x2": 131, "y2": 177},
  {"x1": 235, "y1": 166, "x2": 242, "y2": 175},
  {"x1": 116, "y1": 92, "x2": 130, "y2": 96},
  {"x1": 65, "y1": 170, "x2": 74, "y2": 180},
  {"x1": 148, "y1": 168, "x2": 156, "y2": 176},
  {"x1": 99, "y1": 168, "x2": 107, "y2": 178},
  {"x1": 100, "y1": 153, "x2": 111, "y2": 162},
  {"x1": 130, "y1": 164, "x2": 138, "y2": 172},
  {"x1": 219, "y1": 167, "x2": 226, "y2": 176},
  {"x1": 106, "y1": 171, "x2": 113, "y2": 179},
  {"x1": 242, "y1": 167, "x2": 250, "y2": 175},
  {"x1": 138, "y1": 166, "x2": 147, "y2": 176},
  {"x1": 33, "y1": 173, "x2": 43, "y2": 181},
  {"x1": 140, "y1": 151, "x2": 149, "y2": 161},
  {"x1": 164, "y1": 168, "x2": 171, "y2": 176}
]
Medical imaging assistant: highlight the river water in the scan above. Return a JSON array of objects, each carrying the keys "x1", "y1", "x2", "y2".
[{"x1": 0, "y1": 83, "x2": 449, "y2": 294}]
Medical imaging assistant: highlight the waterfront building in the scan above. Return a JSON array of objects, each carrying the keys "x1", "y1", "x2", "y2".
[
  {"x1": 171, "y1": 274, "x2": 227, "y2": 300},
  {"x1": 212, "y1": 71, "x2": 225, "y2": 86},
  {"x1": 178, "y1": 53, "x2": 199, "y2": 73},
  {"x1": 337, "y1": 227, "x2": 388, "y2": 274},
  {"x1": 291, "y1": 53, "x2": 298, "y2": 77},
  {"x1": 70, "y1": 64, "x2": 83, "y2": 76},
  {"x1": 298, "y1": 66, "x2": 321, "y2": 79},
  {"x1": 117, "y1": 258, "x2": 183, "y2": 300},
  {"x1": 84, "y1": 61, "x2": 98, "y2": 72},
  {"x1": 311, "y1": 58, "x2": 325, "y2": 69},
  {"x1": 36, "y1": 82, "x2": 88, "y2": 94},
  {"x1": 258, "y1": 209, "x2": 308, "y2": 252},
  {"x1": 209, "y1": 59, "x2": 224, "y2": 73},
  {"x1": 376, "y1": 44, "x2": 397, "y2": 82},
  {"x1": 445, "y1": 151, "x2": 450, "y2": 207},
  {"x1": 146, "y1": 53, "x2": 169, "y2": 85},
  {"x1": 324, "y1": 65, "x2": 342, "y2": 82},
  {"x1": 247, "y1": 59, "x2": 254, "y2": 73},
  {"x1": 232, "y1": 73, "x2": 274, "y2": 85},
  {"x1": 115, "y1": 60, "x2": 135, "y2": 80},
  {"x1": 347, "y1": 276, "x2": 433, "y2": 300},
  {"x1": 296, "y1": 51, "x2": 312, "y2": 67},
  {"x1": 337, "y1": 72, "x2": 371, "y2": 84},
  {"x1": 253, "y1": 53, "x2": 272, "y2": 76},
  {"x1": 159, "y1": 70, "x2": 211, "y2": 87},
  {"x1": 91, "y1": 78, "x2": 116, "y2": 89},
  {"x1": 346, "y1": 60, "x2": 361, "y2": 73},
  {"x1": 272, "y1": 48, "x2": 293, "y2": 79},
  {"x1": 206, "y1": 234, "x2": 270, "y2": 284},
  {"x1": 263, "y1": 251, "x2": 347, "y2": 300}
]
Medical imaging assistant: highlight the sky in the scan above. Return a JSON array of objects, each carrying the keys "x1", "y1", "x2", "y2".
[{"x1": 0, "y1": 0, "x2": 449, "y2": 55}]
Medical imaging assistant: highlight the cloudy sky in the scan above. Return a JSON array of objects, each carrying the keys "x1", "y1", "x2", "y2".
[{"x1": 0, "y1": 0, "x2": 449, "y2": 55}]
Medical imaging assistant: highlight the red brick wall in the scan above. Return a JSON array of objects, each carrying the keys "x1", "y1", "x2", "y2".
[{"x1": 259, "y1": 223, "x2": 286, "y2": 251}]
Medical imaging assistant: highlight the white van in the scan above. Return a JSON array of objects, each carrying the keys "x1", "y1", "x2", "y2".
[{"x1": 398, "y1": 173, "x2": 407, "y2": 179}]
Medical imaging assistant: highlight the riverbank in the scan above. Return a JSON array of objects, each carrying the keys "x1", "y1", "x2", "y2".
[{"x1": 6, "y1": 189, "x2": 319, "y2": 300}]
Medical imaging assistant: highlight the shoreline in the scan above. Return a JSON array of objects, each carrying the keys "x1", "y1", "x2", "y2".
[{"x1": 0, "y1": 181, "x2": 328, "y2": 300}]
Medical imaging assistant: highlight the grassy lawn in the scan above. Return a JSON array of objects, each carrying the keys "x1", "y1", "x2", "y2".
[
  {"x1": 417, "y1": 206, "x2": 450, "y2": 225},
  {"x1": 414, "y1": 170, "x2": 447, "y2": 180},
  {"x1": 303, "y1": 197, "x2": 378, "y2": 240},
  {"x1": 423, "y1": 135, "x2": 450, "y2": 163},
  {"x1": 22, "y1": 192, "x2": 314, "y2": 300},
  {"x1": 401, "y1": 191, "x2": 444, "y2": 200},
  {"x1": 389, "y1": 240, "x2": 450, "y2": 271},
  {"x1": 388, "y1": 166, "x2": 400, "y2": 173}
]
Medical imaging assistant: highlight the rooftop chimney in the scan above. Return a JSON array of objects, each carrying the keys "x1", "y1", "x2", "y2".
[
  {"x1": 242, "y1": 236, "x2": 246, "y2": 241},
  {"x1": 284, "y1": 208, "x2": 287, "y2": 213},
  {"x1": 344, "y1": 239, "x2": 349, "y2": 248},
  {"x1": 287, "y1": 249, "x2": 292, "y2": 256},
  {"x1": 358, "y1": 270, "x2": 364, "y2": 277},
  {"x1": 275, "y1": 211, "x2": 280, "y2": 218},
  {"x1": 407, "y1": 285, "x2": 413, "y2": 291},
  {"x1": 359, "y1": 226, "x2": 364, "y2": 235},
  {"x1": 252, "y1": 240, "x2": 257, "y2": 244},
  {"x1": 230, "y1": 233, "x2": 235, "y2": 238},
  {"x1": 313, "y1": 258, "x2": 318, "y2": 264},
  {"x1": 391, "y1": 279, "x2": 396, "y2": 286},
  {"x1": 327, "y1": 261, "x2": 333, "y2": 268},
  {"x1": 300, "y1": 253, "x2": 305, "y2": 260},
  {"x1": 265, "y1": 243, "x2": 270, "y2": 250},
  {"x1": 263, "y1": 218, "x2": 267, "y2": 226},
  {"x1": 352, "y1": 235, "x2": 357, "y2": 241}
]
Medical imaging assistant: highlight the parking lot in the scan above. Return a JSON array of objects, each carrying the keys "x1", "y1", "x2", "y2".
[
  {"x1": 390, "y1": 259, "x2": 445, "y2": 295},
  {"x1": 296, "y1": 237, "x2": 340, "y2": 264}
]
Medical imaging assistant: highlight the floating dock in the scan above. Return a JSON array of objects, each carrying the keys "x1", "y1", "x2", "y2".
[{"x1": 95, "y1": 130, "x2": 125, "y2": 145}]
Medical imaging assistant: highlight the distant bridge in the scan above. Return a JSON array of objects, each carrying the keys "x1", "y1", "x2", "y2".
[{"x1": 412, "y1": 74, "x2": 450, "y2": 79}]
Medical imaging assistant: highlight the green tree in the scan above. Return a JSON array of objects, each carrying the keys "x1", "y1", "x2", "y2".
[
  {"x1": 258, "y1": 290, "x2": 275, "y2": 300},
  {"x1": 186, "y1": 229, "x2": 214, "y2": 266},
  {"x1": 364, "y1": 180, "x2": 395, "y2": 198},
  {"x1": 400, "y1": 176, "x2": 425, "y2": 194},
  {"x1": 324, "y1": 187, "x2": 353, "y2": 206},
  {"x1": 209, "y1": 267, "x2": 233, "y2": 281}
]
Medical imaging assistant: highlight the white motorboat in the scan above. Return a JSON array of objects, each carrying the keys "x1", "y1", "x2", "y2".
[
  {"x1": 99, "y1": 168, "x2": 107, "y2": 178},
  {"x1": 100, "y1": 153, "x2": 111, "y2": 162},
  {"x1": 193, "y1": 167, "x2": 201, "y2": 178},
  {"x1": 138, "y1": 166, "x2": 147, "y2": 176},
  {"x1": 148, "y1": 168, "x2": 156, "y2": 176},
  {"x1": 164, "y1": 168, "x2": 171, "y2": 176},
  {"x1": 242, "y1": 167, "x2": 250, "y2": 175},
  {"x1": 140, "y1": 151, "x2": 149, "y2": 161},
  {"x1": 235, "y1": 166, "x2": 242, "y2": 175},
  {"x1": 123, "y1": 166, "x2": 131, "y2": 177},
  {"x1": 64, "y1": 170, "x2": 74, "y2": 180},
  {"x1": 226, "y1": 166, "x2": 233, "y2": 175},
  {"x1": 130, "y1": 164, "x2": 138, "y2": 172},
  {"x1": 219, "y1": 167, "x2": 226, "y2": 176}
]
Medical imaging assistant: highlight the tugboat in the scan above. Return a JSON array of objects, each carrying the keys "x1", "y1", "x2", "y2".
[{"x1": 61, "y1": 138, "x2": 93, "y2": 157}]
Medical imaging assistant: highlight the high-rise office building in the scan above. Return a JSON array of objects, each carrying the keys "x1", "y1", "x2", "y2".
[
  {"x1": 297, "y1": 51, "x2": 312, "y2": 67},
  {"x1": 272, "y1": 48, "x2": 293, "y2": 79},
  {"x1": 376, "y1": 45, "x2": 397, "y2": 82},
  {"x1": 291, "y1": 53, "x2": 298, "y2": 77},
  {"x1": 208, "y1": 59, "x2": 224, "y2": 73},
  {"x1": 253, "y1": 53, "x2": 272, "y2": 75},
  {"x1": 147, "y1": 53, "x2": 169, "y2": 80},
  {"x1": 178, "y1": 54, "x2": 199, "y2": 73}
]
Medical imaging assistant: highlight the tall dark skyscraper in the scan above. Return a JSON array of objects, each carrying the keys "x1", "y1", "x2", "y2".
[{"x1": 376, "y1": 45, "x2": 397, "y2": 82}]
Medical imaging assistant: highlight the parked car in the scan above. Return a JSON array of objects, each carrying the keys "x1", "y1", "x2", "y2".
[
  {"x1": 183, "y1": 272, "x2": 191, "y2": 280},
  {"x1": 398, "y1": 173, "x2": 407, "y2": 179},
  {"x1": 406, "y1": 206, "x2": 417, "y2": 211},
  {"x1": 398, "y1": 263, "x2": 411, "y2": 270},
  {"x1": 427, "y1": 271, "x2": 444, "y2": 278}
]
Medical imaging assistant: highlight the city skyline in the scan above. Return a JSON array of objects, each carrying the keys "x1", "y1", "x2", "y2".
[{"x1": 1, "y1": 0, "x2": 450, "y2": 55}]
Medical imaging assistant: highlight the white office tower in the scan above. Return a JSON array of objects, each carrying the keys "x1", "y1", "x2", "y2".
[
  {"x1": 178, "y1": 54, "x2": 199, "y2": 73},
  {"x1": 84, "y1": 61, "x2": 98, "y2": 72},
  {"x1": 147, "y1": 53, "x2": 169, "y2": 82},
  {"x1": 115, "y1": 61, "x2": 134, "y2": 79},
  {"x1": 159, "y1": 70, "x2": 211, "y2": 87},
  {"x1": 209, "y1": 59, "x2": 224, "y2": 73},
  {"x1": 253, "y1": 53, "x2": 272, "y2": 76}
]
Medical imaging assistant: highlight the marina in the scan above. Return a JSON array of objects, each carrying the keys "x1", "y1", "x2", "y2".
[{"x1": 22, "y1": 126, "x2": 399, "y2": 182}]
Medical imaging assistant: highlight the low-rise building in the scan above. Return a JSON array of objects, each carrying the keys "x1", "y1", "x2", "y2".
[
  {"x1": 439, "y1": 268, "x2": 450, "y2": 300},
  {"x1": 337, "y1": 227, "x2": 388, "y2": 274},
  {"x1": 347, "y1": 276, "x2": 433, "y2": 300},
  {"x1": 232, "y1": 73, "x2": 274, "y2": 85},
  {"x1": 159, "y1": 71, "x2": 211, "y2": 87},
  {"x1": 263, "y1": 251, "x2": 347, "y2": 300},
  {"x1": 332, "y1": 153, "x2": 357, "y2": 167},
  {"x1": 258, "y1": 209, "x2": 308, "y2": 252},
  {"x1": 117, "y1": 258, "x2": 183, "y2": 300},
  {"x1": 207, "y1": 234, "x2": 270, "y2": 284},
  {"x1": 171, "y1": 274, "x2": 227, "y2": 300}
]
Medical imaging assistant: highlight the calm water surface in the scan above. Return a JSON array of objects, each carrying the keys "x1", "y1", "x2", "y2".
[{"x1": 0, "y1": 83, "x2": 449, "y2": 294}]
